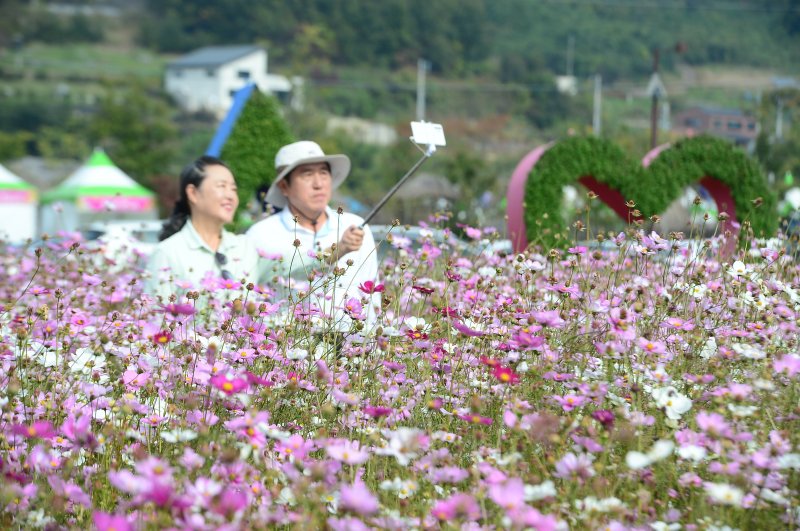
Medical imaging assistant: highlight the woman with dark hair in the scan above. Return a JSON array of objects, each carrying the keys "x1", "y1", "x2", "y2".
[{"x1": 145, "y1": 156, "x2": 260, "y2": 298}]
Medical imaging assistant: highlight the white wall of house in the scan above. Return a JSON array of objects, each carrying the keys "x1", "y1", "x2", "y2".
[
  {"x1": 214, "y1": 51, "x2": 269, "y2": 111},
  {"x1": 165, "y1": 49, "x2": 271, "y2": 115}
]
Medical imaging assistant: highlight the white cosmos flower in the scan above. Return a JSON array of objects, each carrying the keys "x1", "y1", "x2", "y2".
[
  {"x1": 276, "y1": 487, "x2": 296, "y2": 506},
  {"x1": 478, "y1": 266, "x2": 497, "y2": 278},
  {"x1": 523, "y1": 259, "x2": 545, "y2": 272},
  {"x1": 404, "y1": 316, "x2": 430, "y2": 332},
  {"x1": 625, "y1": 440, "x2": 675, "y2": 469},
  {"x1": 577, "y1": 496, "x2": 625, "y2": 513},
  {"x1": 379, "y1": 477, "x2": 418, "y2": 499},
  {"x1": 704, "y1": 482, "x2": 744, "y2": 506},
  {"x1": 651, "y1": 522, "x2": 681, "y2": 531},
  {"x1": 728, "y1": 404, "x2": 758, "y2": 417},
  {"x1": 689, "y1": 284, "x2": 707, "y2": 299},
  {"x1": 727, "y1": 260, "x2": 748, "y2": 278},
  {"x1": 677, "y1": 444, "x2": 707, "y2": 462},
  {"x1": 760, "y1": 488, "x2": 789, "y2": 505},
  {"x1": 652, "y1": 386, "x2": 692, "y2": 420},
  {"x1": 524, "y1": 480, "x2": 557, "y2": 501},
  {"x1": 776, "y1": 453, "x2": 800, "y2": 470},
  {"x1": 731, "y1": 343, "x2": 765, "y2": 360},
  {"x1": 286, "y1": 348, "x2": 308, "y2": 360},
  {"x1": 161, "y1": 428, "x2": 198, "y2": 443},
  {"x1": 35, "y1": 350, "x2": 59, "y2": 368},
  {"x1": 376, "y1": 427, "x2": 423, "y2": 466},
  {"x1": 699, "y1": 337, "x2": 717, "y2": 360},
  {"x1": 625, "y1": 451, "x2": 651, "y2": 469}
]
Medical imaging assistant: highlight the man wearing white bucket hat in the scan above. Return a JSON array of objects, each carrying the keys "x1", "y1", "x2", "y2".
[{"x1": 247, "y1": 141, "x2": 379, "y2": 326}]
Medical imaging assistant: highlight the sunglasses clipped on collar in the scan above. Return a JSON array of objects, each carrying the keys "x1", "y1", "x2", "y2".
[{"x1": 214, "y1": 252, "x2": 233, "y2": 280}]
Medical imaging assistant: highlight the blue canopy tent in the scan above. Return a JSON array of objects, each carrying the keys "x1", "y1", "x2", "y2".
[{"x1": 206, "y1": 83, "x2": 257, "y2": 157}]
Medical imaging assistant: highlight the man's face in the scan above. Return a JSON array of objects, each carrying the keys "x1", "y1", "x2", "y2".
[{"x1": 279, "y1": 162, "x2": 332, "y2": 214}]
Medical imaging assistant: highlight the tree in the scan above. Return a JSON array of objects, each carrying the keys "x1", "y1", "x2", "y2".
[
  {"x1": 88, "y1": 84, "x2": 177, "y2": 187},
  {"x1": 219, "y1": 90, "x2": 294, "y2": 226}
]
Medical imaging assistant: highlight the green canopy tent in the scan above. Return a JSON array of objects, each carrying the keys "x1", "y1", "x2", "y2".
[{"x1": 40, "y1": 149, "x2": 157, "y2": 234}]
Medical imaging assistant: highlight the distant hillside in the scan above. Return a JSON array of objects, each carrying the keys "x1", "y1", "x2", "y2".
[{"x1": 134, "y1": 0, "x2": 800, "y2": 81}]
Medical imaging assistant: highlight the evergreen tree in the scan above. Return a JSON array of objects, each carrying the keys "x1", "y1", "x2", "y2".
[{"x1": 220, "y1": 90, "x2": 294, "y2": 225}]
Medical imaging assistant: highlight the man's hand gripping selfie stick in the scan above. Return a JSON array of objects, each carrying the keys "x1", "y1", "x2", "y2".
[{"x1": 359, "y1": 121, "x2": 446, "y2": 228}]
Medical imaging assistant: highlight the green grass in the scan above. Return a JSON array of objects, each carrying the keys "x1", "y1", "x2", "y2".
[{"x1": 0, "y1": 43, "x2": 167, "y2": 81}]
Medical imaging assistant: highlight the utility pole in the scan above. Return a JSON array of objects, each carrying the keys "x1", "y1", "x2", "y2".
[
  {"x1": 649, "y1": 48, "x2": 661, "y2": 149},
  {"x1": 593, "y1": 74, "x2": 602, "y2": 135},
  {"x1": 776, "y1": 98, "x2": 784, "y2": 140},
  {"x1": 647, "y1": 43, "x2": 685, "y2": 148},
  {"x1": 416, "y1": 58, "x2": 428, "y2": 121},
  {"x1": 566, "y1": 35, "x2": 575, "y2": 77}
]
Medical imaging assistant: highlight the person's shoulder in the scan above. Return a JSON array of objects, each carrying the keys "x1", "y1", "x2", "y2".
[
  {"x1": 247, "y1": 213, "x2": 284, "y2": 235},
  {"x1": 153, "y1": 229, "x2": 187, "y2": 254}
]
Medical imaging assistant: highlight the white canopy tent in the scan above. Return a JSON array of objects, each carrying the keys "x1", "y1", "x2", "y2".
[
  {"x1": 0, "y1": 163, "x2": 38, "y2": 242},
  {"x1": 40, "y1": 149, "x2": 157, "y2": 235}
]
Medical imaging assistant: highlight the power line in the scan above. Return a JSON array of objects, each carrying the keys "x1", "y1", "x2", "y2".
[{"x1": 307, "y1": 78, "x2": 563, "y2": 94}]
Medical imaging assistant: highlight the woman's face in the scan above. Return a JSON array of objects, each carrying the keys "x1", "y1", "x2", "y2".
[{"x1": 187, "y1": 164, "x2": 238, "y2": 225}]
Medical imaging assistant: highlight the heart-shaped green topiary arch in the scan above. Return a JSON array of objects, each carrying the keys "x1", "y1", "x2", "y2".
[{"x1": 515, "y1": 135, "x2": 777, "y2": 249}]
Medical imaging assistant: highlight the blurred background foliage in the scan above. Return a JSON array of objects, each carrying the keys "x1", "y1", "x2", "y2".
[{"x1": 0, "y1": 0, "x2": 798, "y2": 228}]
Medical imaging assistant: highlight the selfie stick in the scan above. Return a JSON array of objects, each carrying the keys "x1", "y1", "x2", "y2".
[{"x1": 359, "y1": 122, "x2": 446, "y2": 228}]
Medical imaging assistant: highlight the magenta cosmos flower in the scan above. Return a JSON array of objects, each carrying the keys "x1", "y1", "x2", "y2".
[{"x1": 209, "y1": 373, "x2": 249, "y2": 395}]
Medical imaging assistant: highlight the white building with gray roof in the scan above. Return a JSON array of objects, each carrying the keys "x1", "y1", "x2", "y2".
[{"x1": 164, "y1": 45, "x2": 291, "y2": 117}]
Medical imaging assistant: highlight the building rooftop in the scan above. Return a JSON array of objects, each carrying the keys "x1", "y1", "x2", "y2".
[{"x1": 167, "y1": 45, "x2": 262, "y2": 69}]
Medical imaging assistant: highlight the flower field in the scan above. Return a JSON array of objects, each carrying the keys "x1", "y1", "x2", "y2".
[{"x1": 1, "y1": 214, "x2": 799, "y2": 530}]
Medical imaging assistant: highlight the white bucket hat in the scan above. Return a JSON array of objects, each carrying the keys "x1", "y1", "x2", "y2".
[{"x1": 266, "y1": 141, "x2": 351, "y2": 209}]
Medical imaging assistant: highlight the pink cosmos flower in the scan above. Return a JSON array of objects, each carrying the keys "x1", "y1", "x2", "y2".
[
  {"x1": 12, "y1": 421, "x2": 56, "y2": 439},
  {"x1": 488, "y1": 477, "x2": 525, "y2": 511},
  {"x1": 662, "y1": 317, "x2": 695, "y2": 331},
  {"x1": 328, "y1": 518, "x2": 371, "y2": 531},
  {"x1": 637, "y1": 337, "x2": 667, "y2": 355},
  {"x1": 364, "y1": 405, "x2": 393, "y2": 418},
  {"x1": 152, "y1": 330, "x2": 172, "y2": 346},
  {"x1": 406, "y1": 329, "x2": 428, "y2": 341},
  {"x1": 343, "y1": 297, "x2": 365, "y2": 320},
  {"x1": 458, "y1": 414, "x2": 493, "y2": 425},
  {"x1": 209, "y1": 373, "x2": 249, "y2": 395},
  {"x1": 212, "y1": 487, "x2": 249, "y2": 517},
  {"x1": 339, "y1": 481, "x2": 379, "y2": 515},
  {"x1": 774, "y1": 354, "x2": 800, "y2": 377},
  {"x1": 591, "y1": 409, "x2": 615, "y2": 429},
  {"x1": 492, "y1": 365, "x2": 520, "y2": 385},
  {"x1": 554, "y1": 452, "x2": 595, "y2": 481},
  {"x1": 275, "y1": 434, "x2": 313, "y2": 461},
  {"x1": 451, "y1": 319, "x2": 485, "y2": 337},
  {"x1": 430, "y1": 492, "x2": 481, "y2": 521},
  {"x1": 326, "y1": 439, "x2": 369, "y2": 465},
  {"x1": 358, "y1": 280, "x2": 385, "y2": 294},
  {"x1": 93, "y1": 512, "x2": 133, "y2": 531},
  {"x1": 553, "y1": 394, "x2": 589, "y2": 411},
  {"x1": 533, "y1": 310, "x2": 566, "y2": 328},
  {"x1": 159, "y1": 303, "x2": 196, "y2": 316},
  {"x1": 513, "y1": 506, "x2": 559, "y2": 531},
  {"x1": 696, "y1": 411, "x2": 731, "y2": 437},
  {"x1": 429, "y1": 466, "x2": 470, "y2": 484},
  {"x1": 412, "y1": 284, "x2": 435, "y2": 295},
  {"x1": 244, "y1": 371, "x2": 273, "y2": 387},
  {"x1": 512, "y1": 328, "x2": 546, "y2": 350}
]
